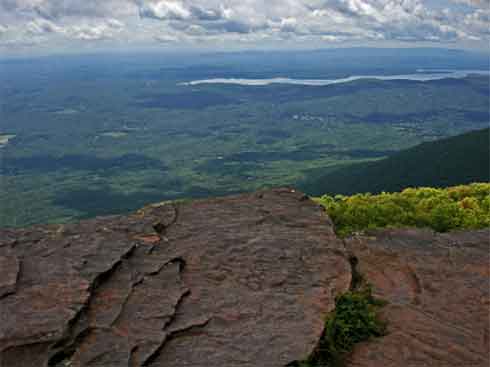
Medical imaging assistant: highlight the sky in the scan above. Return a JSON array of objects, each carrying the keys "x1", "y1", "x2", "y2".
[{"x1": 0, "y1": 0, "x2": 488, "y2": 55}]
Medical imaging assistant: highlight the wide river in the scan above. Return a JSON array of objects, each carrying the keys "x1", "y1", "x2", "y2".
[{"x1": 180, "y1": 69, "x2": 489, "y2": 87}]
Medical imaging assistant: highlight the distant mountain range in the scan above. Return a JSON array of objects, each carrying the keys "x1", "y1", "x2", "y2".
[{"x1": 302, "y1": 128, "x2": 490, "y2": 196}]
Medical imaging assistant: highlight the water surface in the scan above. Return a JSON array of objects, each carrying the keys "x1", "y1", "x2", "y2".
[{"x1": 180, "y1": 69, "x2": 489, "y2": 87}]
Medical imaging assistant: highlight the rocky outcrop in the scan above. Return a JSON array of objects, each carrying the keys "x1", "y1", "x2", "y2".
[
  {"x1": 346, "y1": 228, "x2": 490, "y2": 367},
  {"x1": 0, "y1": 188, "x2": 351, "y2": 367},
  {"x1": 0, "y1": 189, "x2": 488, "y2": 367}
]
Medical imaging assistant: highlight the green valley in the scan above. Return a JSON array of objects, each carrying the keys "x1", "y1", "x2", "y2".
[{"x1": 1, "y1": 50, "x2": 489, "y2": 227}]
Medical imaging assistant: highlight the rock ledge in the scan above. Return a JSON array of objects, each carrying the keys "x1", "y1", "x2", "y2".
[
  {"x1": 0, "y1": 188, "x2": 351, "y2": 367},
  {"x1": 0, "y1": 189, "x2": 488, "y2": 367}
]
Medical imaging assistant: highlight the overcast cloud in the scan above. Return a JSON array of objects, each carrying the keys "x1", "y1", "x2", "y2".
[{"x1": 0, "y1": 0, "x2": 488, "y2": 53}]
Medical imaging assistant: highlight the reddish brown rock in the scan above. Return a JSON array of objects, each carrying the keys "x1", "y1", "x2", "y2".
[
  {"x1": 0, "y1": 251, "x2": 19, "y2": 298},
  {"x1": 2, "y1": 189, "x2": 488, "y2": 367},
  {"x1": 0, "y1": 188, "x2": 351, "y2": 367},
  {"x1": 346, "y1": 228, "x2": 490, "y2": 367}
]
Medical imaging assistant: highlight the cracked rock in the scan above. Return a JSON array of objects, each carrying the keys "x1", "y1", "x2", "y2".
[{"x1": 0, "y1": 188, "x2": 351, "y2": 367}]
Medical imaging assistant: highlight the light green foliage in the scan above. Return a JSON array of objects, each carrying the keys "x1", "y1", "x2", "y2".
[{"x1": 316, "y1": 183, "x2": 490, "y2": 236}]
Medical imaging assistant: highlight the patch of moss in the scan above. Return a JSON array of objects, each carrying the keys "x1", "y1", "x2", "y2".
[{"x1": 292, "y1": 279, "x2": 387, "y2": 367}]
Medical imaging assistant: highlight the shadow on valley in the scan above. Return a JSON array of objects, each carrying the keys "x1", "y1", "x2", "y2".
[
  {"x1": 1, "y1": 154, "x2": 167, "y2": 175},
  {"x1": 54, "y1": 186, "x2": 243, "y2": 219},
  {"x1": 134, "y1": 91, "x2": 239, "y2": 109},
  {"x1": 54, "y1": 188, "x2": 174, "y2": 218}
]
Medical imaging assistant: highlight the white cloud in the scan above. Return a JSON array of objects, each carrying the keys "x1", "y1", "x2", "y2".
[
  {"x1": 154, "y1": 33, "x2": 180, "y2": 42},
  {"x1": 26, "y1": 17, "x2": 62, "y2": 33},
  {"x1": 0, "y1": 0, "x2": 488, "y2": 51},
  {"x1": 321, "y1": 34, "x2": 343, "y2": 41},
  {"x1": 137, "y1": 0, "x2": 192, "y2": 20},
  {"x1": 68, "y1": 19, "x2": 125, "y2": 40},
  {"x1": 280, "y1": 17, "x2": 298, "y2": 32}
]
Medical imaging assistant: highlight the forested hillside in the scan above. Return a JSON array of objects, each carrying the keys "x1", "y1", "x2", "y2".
[{"x1": 302, "y1": 128, "x2": 490, "y2": 196}]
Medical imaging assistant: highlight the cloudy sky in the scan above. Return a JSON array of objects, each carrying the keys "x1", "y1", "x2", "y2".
[{"x1": 0, "y1": 0, "x2": 488, "y2": 55}]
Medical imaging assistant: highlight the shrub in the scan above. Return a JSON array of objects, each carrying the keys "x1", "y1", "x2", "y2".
[{"x1": 315, "y1": 183, "x2": 490, "y2": 237}]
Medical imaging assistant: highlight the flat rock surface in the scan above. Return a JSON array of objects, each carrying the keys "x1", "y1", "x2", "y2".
[
  {"x1": 0, "y1": 188, "x2": 351, "y2": 367},
  {"x1": 346, "y1": 228, "x2": 490, "y2": 367}
]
